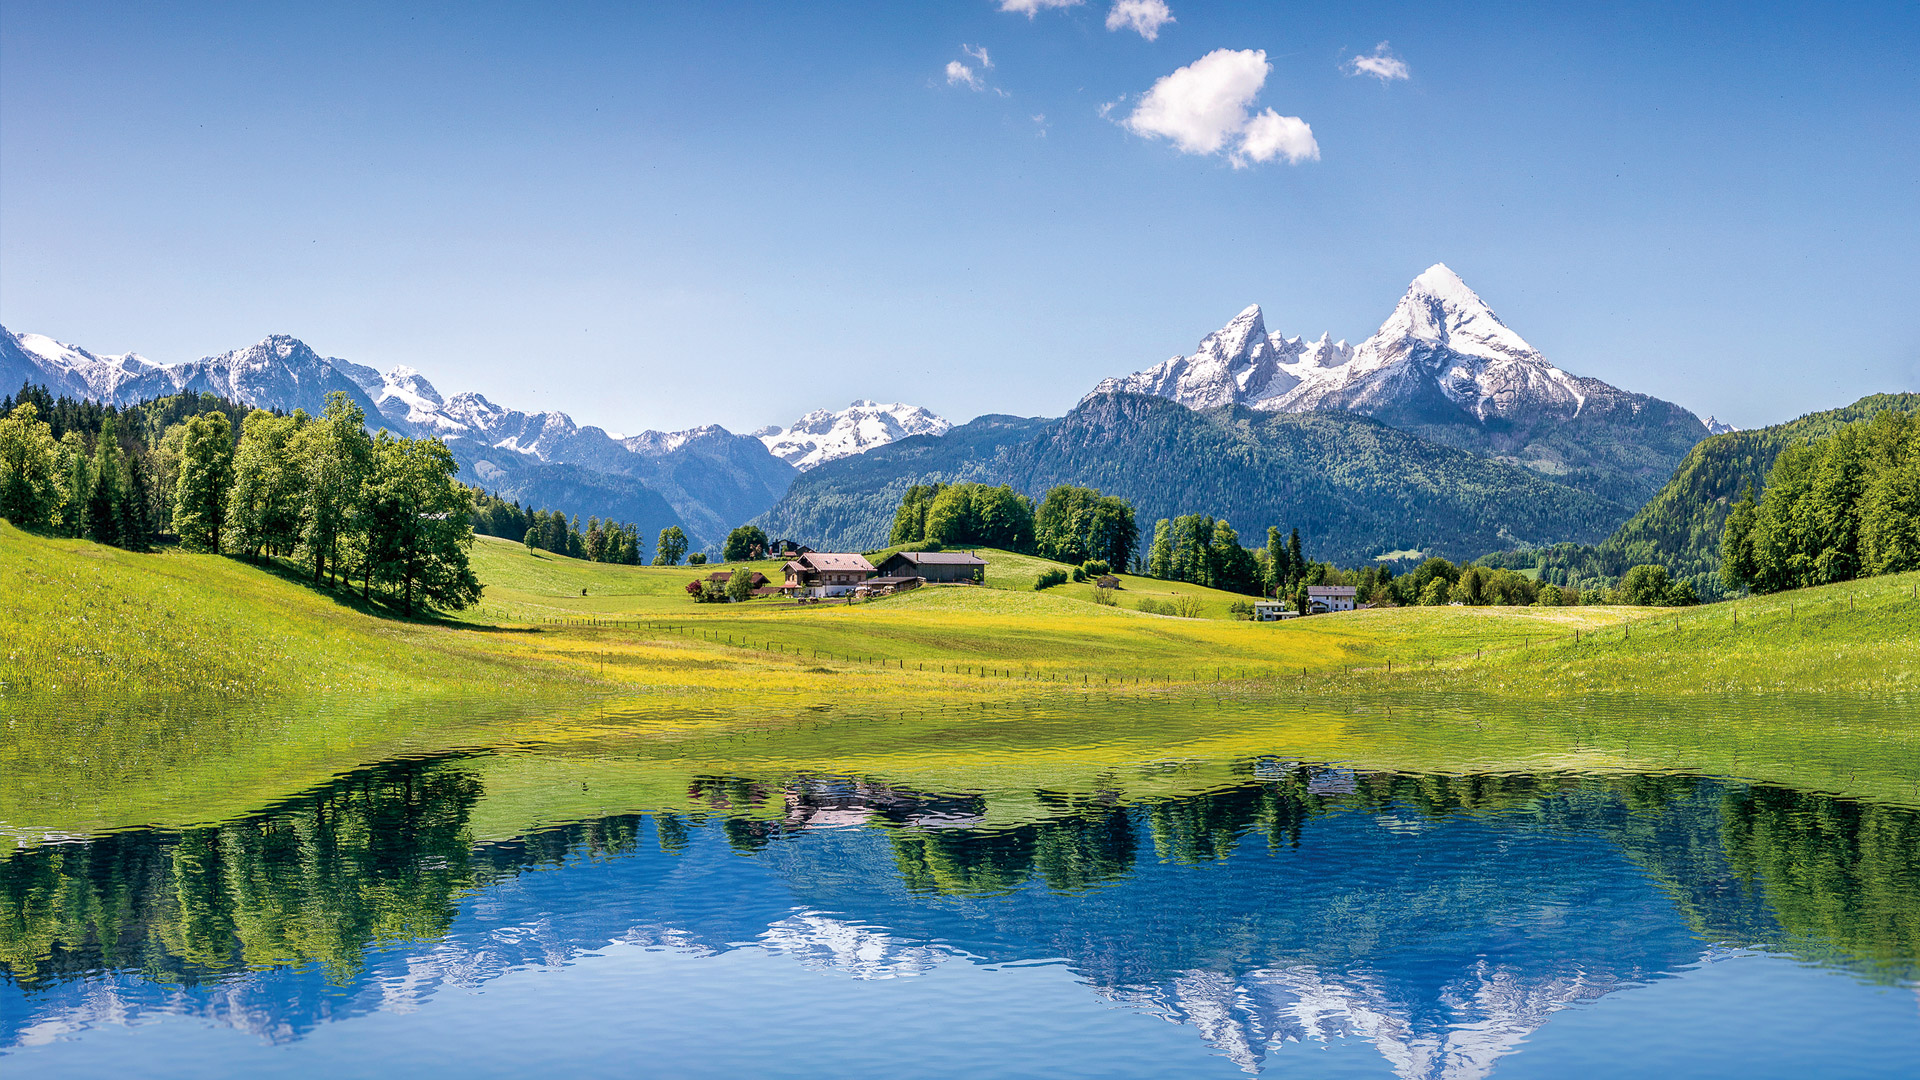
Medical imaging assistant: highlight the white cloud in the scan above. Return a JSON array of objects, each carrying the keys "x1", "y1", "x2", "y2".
[
  {"x1": 1347, "y1": 42, "x2": 1409, "y2": 81},
  {"x1": 963, "y1": 44, "x2": 993, "y2": 69},
  {"x1": 998, "y1": 0, "x2": 1082, "y2": 16},
  {"x1": 946, "y1": 60, "x2": 982, "y2": 90},
  {"x1": 1122, "y1": 48, "x2": 1319, "y2": 166},
  {"x1": 1237, "y1": 109, "x2": 1318, "y2": 166},
  {"x1": 1106, "y1": 0, "x2": 1173, "y2": 41}
]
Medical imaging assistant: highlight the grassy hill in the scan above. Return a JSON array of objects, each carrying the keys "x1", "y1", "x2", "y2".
[
  {"x1": 8, "y1": 525, "x2": 1908, "y2": 710},
  {"x1": 1355, "y1": 569, "x2": 1920, "y2": 698},
  {"x1": 0, "y1": 522, "x2": 575, "y2": 700}
]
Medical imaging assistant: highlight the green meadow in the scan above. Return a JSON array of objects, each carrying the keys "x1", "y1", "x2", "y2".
[
  {"x1": 2, "y1": 521, "x2": 1915, "y2": 849},
  {"x1": 8, "y1": 523, "x2": 1912, "y2": 704}
]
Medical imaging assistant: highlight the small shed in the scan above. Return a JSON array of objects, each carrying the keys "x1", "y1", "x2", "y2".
[{"x1": 876, "y1": 551, "x2": 988, "y2": 584}]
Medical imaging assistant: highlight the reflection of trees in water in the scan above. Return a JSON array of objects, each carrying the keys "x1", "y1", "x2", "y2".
[
  {"x1": 1722, "y1": 785, "x2": 1920, "y2": 982},
  {"x1": 884, "y1": 791, "x2": 1137, "y2": 897},
  {"x1": 1, "y1": 763, "x2": 482, "y2": 990},
  {"x1": 4, "y1": 760, "x2": 1919, "y2": 996}
]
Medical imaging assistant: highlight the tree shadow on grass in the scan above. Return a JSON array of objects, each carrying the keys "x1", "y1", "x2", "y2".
[{"x1": 241, "y1": 554, "x2": 535, "y2": 633}]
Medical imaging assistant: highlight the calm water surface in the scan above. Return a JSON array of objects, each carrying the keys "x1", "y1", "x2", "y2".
[{"x1": 2, "y1": 693, "x2": 1917, "y2": 1078}]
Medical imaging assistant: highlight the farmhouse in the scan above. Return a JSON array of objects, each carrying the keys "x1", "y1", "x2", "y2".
[
  {"x1": 1252, "y1": 600, "x2": 1299, "y2": 621},
  {"x1": 783, "y1": 552, "x2": 876, "y2": 598},
  {"x1": 876, "y1": 551, "x2": 988, "y2": 584},
  {"x1": 705, "y1": 570, "x2": 769, "y2": 588},
  {"x1": 1307, "y1": 585, "x2": 1358, "y2": 614}
]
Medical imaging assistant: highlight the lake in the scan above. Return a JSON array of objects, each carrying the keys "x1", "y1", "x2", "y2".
[{"x1": 2, "y1": 691, "x2": 1917, "y2": 1077}]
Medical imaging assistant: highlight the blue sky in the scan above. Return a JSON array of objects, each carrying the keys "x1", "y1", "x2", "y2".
[{"x1": 3, "y1": 1, "x2": 1915, "y2": 434}]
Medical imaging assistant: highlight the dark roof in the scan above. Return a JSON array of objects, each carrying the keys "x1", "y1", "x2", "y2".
[{"x1": 886, "y1": 551, "x2": 988, "y2": 566}]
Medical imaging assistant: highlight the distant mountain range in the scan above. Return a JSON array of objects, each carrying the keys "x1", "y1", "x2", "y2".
[
  {"x1": 5, "y1": 263, "x2": 1755, "y2": 564},
  {"x1": 1, "y1": 327, "x2": 942, "y2": 549},
  {"x1": 754, "y1": 400, "x2": 951, "y2": 471}
]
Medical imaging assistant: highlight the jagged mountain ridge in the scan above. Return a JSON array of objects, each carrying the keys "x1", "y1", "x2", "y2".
[
  {"x1": 755, "y1": 399, "x2": 952, "y2": 471},
  {"x1": 4, "y1": 329, "x2": 390, "y2": 423},
  {"x1": 1, "y1": 324, "x2": 797, "y2": 547},
  {"x1": 1092, "y1": 265, "x2": 1717, "y2": 506}
]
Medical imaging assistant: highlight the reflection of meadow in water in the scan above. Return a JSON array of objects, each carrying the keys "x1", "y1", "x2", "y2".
[{"x1": 3, "y1": 737, "x2": 1918, "y2": 1076}]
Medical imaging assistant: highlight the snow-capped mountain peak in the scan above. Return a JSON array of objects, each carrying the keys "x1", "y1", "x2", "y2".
[
  {"x1": 1085, "y1": 264, "x2": 1662, "y2": 428},
  {"x1": 1204, "y1": 304, "x2": 1270, "y2": 363},
  {"x1": 12, "y1": 331, "x2": 164, "y2": 399},
  {"x1": 1384, "y1": 263, "x2": 1539, "y2": 366},
  {"x1": 362, "y1": 364, "x2": 453, "y2": 429},
  {"x1": 759, "y1": 400, "x2": 952, "y2": 470},
  {"x1": 1702, "y1": 415, "x2": 1739, "y2": 435}
]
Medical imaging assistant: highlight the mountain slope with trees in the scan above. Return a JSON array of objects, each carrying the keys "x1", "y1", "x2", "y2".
[
  {"x1": 1506, "y1": 393, "x2": 1920, "y2": 598},
  {"x1": 757, "y1": 392, "x2": 1630, "y2": 565}
]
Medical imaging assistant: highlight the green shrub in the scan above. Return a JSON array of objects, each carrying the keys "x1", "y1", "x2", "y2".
[{"x1": 1035, "y1": 568, "x2": 1068, "y2": 590}]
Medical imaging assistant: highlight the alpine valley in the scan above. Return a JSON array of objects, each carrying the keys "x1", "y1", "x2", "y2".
[
  {"x1": 5, "y1": 264, "x2": 1730, "y2": 563},
  {"x1": 759, "y1": 266, "x2": 1732, "y2": 564}
]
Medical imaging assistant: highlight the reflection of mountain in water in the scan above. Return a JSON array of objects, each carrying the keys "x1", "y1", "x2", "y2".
[{"x1": 3, "y1": 762, "x2": 1917, "y2": 1077}]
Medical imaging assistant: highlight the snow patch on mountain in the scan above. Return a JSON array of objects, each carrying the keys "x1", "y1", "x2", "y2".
[
  {"x1": 759, "y1": 400, "x2": 952, "y2": 470},
  {"x1": 1702, "y1": 415, "x2": 1739, "y2": 435}
]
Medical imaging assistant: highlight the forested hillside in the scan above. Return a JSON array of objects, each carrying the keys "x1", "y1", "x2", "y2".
[
  {"x1": 757, "y1": 393, "x2": 1631, "y2": 564},
  {"x1": 1396, "y1": 391, "x2": 1708, "y2": 509},
  {"x1": 1594, "y1": 393, "x2": 1920, "y2": 593},
  {"x1": 455, "y1": 426, "x2": 789, "y2": 551}
]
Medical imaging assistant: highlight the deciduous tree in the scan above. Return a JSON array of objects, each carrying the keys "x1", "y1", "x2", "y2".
[{"x1": 172, "y1": 411, "x2": 235, "y2": 553}]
